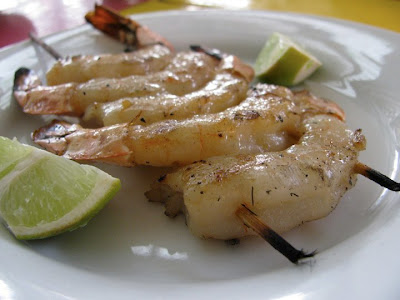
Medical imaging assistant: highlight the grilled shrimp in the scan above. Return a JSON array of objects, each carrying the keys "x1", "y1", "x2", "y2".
[
  {"x1": 145, "y1": 115, "x2": 366, "y2": 238},
  {"x1": 145, "y1": 115, "x2": 366, "y2": 261},
  {"x1": 32, "y1": 84, "x2": 345, "y2": 166},
  {"x1": 82, "y1": 54, "x2": 253, "y2": 126},
  {"x1": 45, "y1": 44, "x2": 174, "y2": 85},
  {"x1": 14, "y1": 50, "x2": 225, "y2": 116},
  {"x1": 85, "y1": 4, "x2": 174, "y2": 51}
]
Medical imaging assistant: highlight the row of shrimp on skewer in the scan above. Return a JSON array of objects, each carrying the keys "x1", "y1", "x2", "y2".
[
  {"x1": 15, "y1": 43, "x2": 252, "y2": 127},
  {"x1": 13, "y1": 4, "x2": 400, "y2": 264}
]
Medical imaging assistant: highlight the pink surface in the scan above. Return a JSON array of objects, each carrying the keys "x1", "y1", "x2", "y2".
[{"x1": 0, "y1": 0, "x2": 142, "y2": 48}]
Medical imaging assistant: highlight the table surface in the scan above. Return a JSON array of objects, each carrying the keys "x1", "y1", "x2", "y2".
[{"x1": 1, "y1": 0, "x2": 399, "y2": 49}]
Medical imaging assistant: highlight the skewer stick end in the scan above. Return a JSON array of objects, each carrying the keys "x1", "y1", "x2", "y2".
[
  {"x1": 355, "y1": 162, "x2": 400, "y2": 192},
  {"x1": 29, "y1": 32, "x2": 62, "y2": 60},
  {"x1": 236, "y1": 204, "x2": 315, "y2": 264}
]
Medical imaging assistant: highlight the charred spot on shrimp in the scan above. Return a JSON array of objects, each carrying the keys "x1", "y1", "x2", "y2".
[
  {"x1": 233, "y1": 110, "x2": 260, "y2": 121},
  {"x1": 157, "y1": 174, "x2": 167, "y2": 182}
]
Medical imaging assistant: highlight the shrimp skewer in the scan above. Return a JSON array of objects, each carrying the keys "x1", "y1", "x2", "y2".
[
  {"x1": 85, "y1": 4, "x2": 174, "y2": 52},
  {"x1": 32, "y1": 83, "x2": 400, "y2": 263},
  {"x1": 14, "y1": 50, "x2": 231, "y2": 116},
  {"x1": 18, "y1": 6, "x2": 254, "y2": 126},
  {"x1": 145, "y1": 114, "x2": 399, "y2": 263},
  {"x1": 32, "y1": 84, "x2": 345, "y2": 166}
]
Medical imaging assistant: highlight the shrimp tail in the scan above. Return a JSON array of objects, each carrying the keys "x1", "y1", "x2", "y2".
[
  {"x1": 294, "y1": 90, "x2": 346, "y2": 121},
  {"x1": 32, "y1": 120, "x2": 78, "y2": 155},
  {"x1": 85, "y1": 4, "x2": 174, "y2": 51},
  {"x1": 33, "y1": 120, "x2": 133, "y2": 165},
  {"x1": 13, "y1": 68, "x2": 77, "y2": 115},
  {"x1": 236, "y1": 204, "x2": 316, "y2": 264},
  {"x1": 355, "y1": 162, "x2": 400, "y2": 192},
  {"x1": 13, "y1": 67, "x2": 42, "y2": 108}
]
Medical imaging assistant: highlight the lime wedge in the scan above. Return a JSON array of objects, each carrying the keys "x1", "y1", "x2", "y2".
[
  {"x1": 0, "y1": 136, "x2": 121, "y2": 239},
  {"x1": 254, "y1": 32, "x2": 322, "y2": 86}
]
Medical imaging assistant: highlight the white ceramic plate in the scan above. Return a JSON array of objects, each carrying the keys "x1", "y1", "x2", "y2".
[{"x1": 1, "y1": 10, "x2": 400, "y2": 299}]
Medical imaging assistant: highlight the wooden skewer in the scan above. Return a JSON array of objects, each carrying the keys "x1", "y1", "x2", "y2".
[
  {"x1": 236, "y1": 204, "x2": 315, "y2": 264},
  {"x1": 29, "y1": 32, "x2": 62, "y2": 60},
  {"x1": 355, "y1": 162, "x2": 400, "y2": 191},
  {"x1": 190, "y1": 45, "x2": 223, "y2": 61}
]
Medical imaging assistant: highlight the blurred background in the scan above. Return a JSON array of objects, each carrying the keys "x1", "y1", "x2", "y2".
[{"x1": 1, "y1": 0, "x2": 399, "y2": 48}]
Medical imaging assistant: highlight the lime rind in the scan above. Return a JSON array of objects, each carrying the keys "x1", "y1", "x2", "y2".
[
  {"x1": 0, "y1": 137, "x2": 33, "y2": 179},
  {"x1": 1, "y1": 154, "x2": 99, "y2": 227},
  {"x1": 293, "y1": 56, "x2": 321, "y2": 84},
  {"x1": 0, "y1": 137, "x2": 121, "y2": 240},
  {"x1": 10, "y1": 171, "x2": 121, "y2": 239},
  {"x1": 254, "y1": 32, "x2": 322, "y2": 86}
]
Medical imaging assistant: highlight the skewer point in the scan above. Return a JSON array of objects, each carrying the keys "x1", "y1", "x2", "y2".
[
  {"x1": 29, "y1": 32, "x2": 62, "y2": 60},
  {"x1": 236, "y1": 204, "x2": 315, "y2": 264}
]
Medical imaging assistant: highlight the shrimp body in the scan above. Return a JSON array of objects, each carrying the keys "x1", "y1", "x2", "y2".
[
  {"x1": 82, "y1": 55, "x2": 253, "y2": 126},
  {"x1": 46, "y1": 44, "x2": 173, "y2": 85},
  {"x1": 14, "y1": 51, "x2": 221, "y2": 116},
  {"x1": 145, "y1": 115, "x2": 366, "y2": 240},
  {"x1": 33, "y1": 84, "x2": 345, "y2": 167}
]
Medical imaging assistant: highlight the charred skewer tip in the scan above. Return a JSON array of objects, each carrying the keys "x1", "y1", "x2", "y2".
[
  {"x1": 355, "y1": 162, "x2": 400, "y2": 192},
  {"x1": 236, "y1": 204, "x2": 316, "y2": 264},
  {"x1": 190, "y1": 45, "x2": 223, "y2": 61}
]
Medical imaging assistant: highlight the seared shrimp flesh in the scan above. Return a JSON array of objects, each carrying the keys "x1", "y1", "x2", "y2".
[{"x1": 32, "y1": 84, "x2": 344, "y2": 166}]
